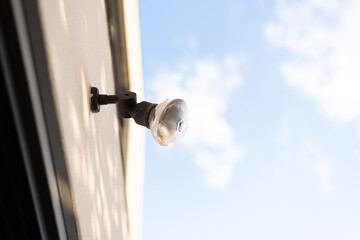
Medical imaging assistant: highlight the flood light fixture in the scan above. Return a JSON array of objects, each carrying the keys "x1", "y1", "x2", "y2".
[{"x1": 90, "y1": 87, "x2": 189, "y2": 146}]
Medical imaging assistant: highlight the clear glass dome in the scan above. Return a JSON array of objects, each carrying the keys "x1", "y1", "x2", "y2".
[{"x1": 148, "y1": 99, "x2": 189, "y2": 146}]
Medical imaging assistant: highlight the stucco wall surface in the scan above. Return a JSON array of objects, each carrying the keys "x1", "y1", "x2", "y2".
[
  {"x1": 122, "y1": 1, "x2": 146, "y2": 240},
  {"x1": 37, "y1": 0, "x2": 129, "y2": 239}
]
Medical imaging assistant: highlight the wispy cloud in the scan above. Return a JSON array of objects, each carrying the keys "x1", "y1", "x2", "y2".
[
  {"x1": 297, "y1": 142, "x2": 333, "y2": 192},
  {"x1": 277, "y1": 112, "x2": 333, "y2": 192},
  {"x1": 265, "y1": 0, "x2": 360, "y2": 126},
  {"x1": 315, "y1": 157, "x2": 332, "y2": 192},
  {"x1": 150, "y1": 55, "x2": 245, "y2": 190},
  {"x1": 174, "y1": 35, "x2": 199, "y2": 50}
]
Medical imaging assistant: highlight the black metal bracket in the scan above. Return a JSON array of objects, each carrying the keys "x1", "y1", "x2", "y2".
[{"x1": 90, "y1": 87, "x2": 157, "y2": 128}]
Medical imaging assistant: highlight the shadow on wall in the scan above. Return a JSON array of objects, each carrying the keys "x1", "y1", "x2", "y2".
[{"x1": 39, "y1": 0, "x2": 130, "y2": 238}]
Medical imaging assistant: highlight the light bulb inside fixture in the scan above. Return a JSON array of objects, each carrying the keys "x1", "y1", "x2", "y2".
[{"x1": 148, "y1": 99, "x2": 189, "y2": 146}]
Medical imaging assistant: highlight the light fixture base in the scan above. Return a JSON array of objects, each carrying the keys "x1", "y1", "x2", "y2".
[
  {"x1": 90, "y1": 87, "x2": 100, "y2": 113},
  {"x1": 90, "y1": 87, "x2": 156, "y2": 128}
]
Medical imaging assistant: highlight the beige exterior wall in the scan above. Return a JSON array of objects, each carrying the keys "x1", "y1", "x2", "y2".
[
  {"x1": 122, "y1": 1, "x2": 146, "y2": 240},
  {"x1": 36, "y1": 0, "x2": 145, "y2": 239}
]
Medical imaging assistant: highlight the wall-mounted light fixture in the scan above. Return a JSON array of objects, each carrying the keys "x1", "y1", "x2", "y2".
[{"x1": 90, "y1": 87, "x2": 189, "y2": 146}]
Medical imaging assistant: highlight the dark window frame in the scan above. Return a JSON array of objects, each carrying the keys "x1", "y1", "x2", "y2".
[{"x1": 0, "y1": 0, "x2": 78, "y2": 239}]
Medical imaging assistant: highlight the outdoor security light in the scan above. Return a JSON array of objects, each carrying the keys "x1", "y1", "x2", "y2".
[{"x1": 90, "y1": 87, "x2": 189, "y2": 146}]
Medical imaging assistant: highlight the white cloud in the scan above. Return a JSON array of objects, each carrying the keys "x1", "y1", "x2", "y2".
[
  {"x1": 151, "y1": 55, "x2": 245, "y2": 190},
  {"x1": 265, "y1": 0, "x2": 360, "y2": 125}
]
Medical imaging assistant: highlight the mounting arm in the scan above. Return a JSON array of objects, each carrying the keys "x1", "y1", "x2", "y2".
[{"x1": 90, "y1": 87, "x2": 156, "y2": 128}]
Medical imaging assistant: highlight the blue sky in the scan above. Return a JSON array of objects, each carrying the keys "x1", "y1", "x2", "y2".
[{"x1": 139, "y1": 0, "x2": 360, "y2": 239}]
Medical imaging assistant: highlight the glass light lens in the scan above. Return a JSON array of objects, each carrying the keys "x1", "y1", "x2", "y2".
[{"x1": 148, "y1": 99, "x2": 189, "y2": 146}]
